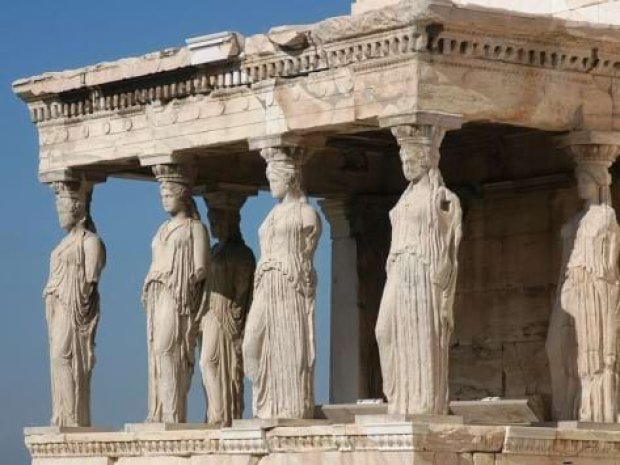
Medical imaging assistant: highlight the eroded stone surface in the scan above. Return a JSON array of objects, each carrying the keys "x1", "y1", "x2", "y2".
[
  {"x1": 45, "y1": 180, "x2": 105, "y2": 427},
  {"x1": 242, "y1": 140, "x2": 322, "y2": 420},
  {"x1": 546, "y1": 134, "x2": 620, "y2": 423}
]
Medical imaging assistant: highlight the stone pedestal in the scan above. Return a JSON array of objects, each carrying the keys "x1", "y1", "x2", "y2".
[
  {"x1": 355, "y1": 414, "x2": 464, "y2": 425},
  {"x1": 25, "y1": 423, "x2": 620, "y2": 465},
  {"x1": 124, "y1": 423, "x2": 218, "y2": 432}
]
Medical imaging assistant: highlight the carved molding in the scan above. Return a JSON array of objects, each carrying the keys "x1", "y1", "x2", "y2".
[
  {"x1": 26, "y1": 425, "x2": 620, "y2": 459},
  {"x1": 26, "y1": 16, "x2": 620, "y2": 125}
]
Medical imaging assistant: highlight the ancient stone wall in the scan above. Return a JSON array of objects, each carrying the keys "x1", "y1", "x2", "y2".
[{"x1": 450, "y1": 187, "x2": 577, "y2": 413}]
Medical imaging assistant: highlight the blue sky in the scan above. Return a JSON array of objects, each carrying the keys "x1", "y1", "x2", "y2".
[{"x1": 0, "y1": 1, "x2": 351, "y2": 462}]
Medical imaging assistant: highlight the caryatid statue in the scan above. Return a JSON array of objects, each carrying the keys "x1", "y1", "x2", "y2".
[
  {"x1": 376, "y1": 116, "x2": 462, "y2": 415},
  {"x1": 547, "y1": 136, "x2": 620, "y2": 423},
  {"x1": 200, "y1": 191, "x2": 256, "y2": 426},
  {"x1": 44, "y1": 180, "x2": 106, "y2": 426},
  {"x1": 142, "y1": 164, "x2": 210, "y2": 423},
  {"x1": 243, "y1": 141, "x2": 322, "y2": 419}
]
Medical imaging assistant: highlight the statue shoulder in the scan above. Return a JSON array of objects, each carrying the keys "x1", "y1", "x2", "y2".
[
  {"x1": 190, "y1": 219, "x2": 210, "y2": 240},
  {"x1": 83, "y1": 230, "x2": 106, "y2": 268},
  {"x1": 83, "y1": 230, "x2": 104, "y2": 251},
  {"x1": 300, "y1": 202, "x2": 321, "y2": 228}
]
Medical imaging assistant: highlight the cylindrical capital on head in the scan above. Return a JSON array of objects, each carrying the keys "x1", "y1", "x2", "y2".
[
  {"x1": 152, "y1": 163, "x2": 195, "y2": 187},
  {"x1": 568, "y1": 144, "x2": 619, "y2": 170},
  {"x1": 260, "y1": 146, "x2": 309, "y2": 167},
  {"x1": 204, "y1": 191, "x2": 248, "y2": 212},
  {"x1": 51, "y1": 180, "x2": 88, "y2": 203},
  {"x1": 557, "y1": 131, "x2": 620, "y2": 169},
  {"x1": 391, "y1": 124, "x2": 445, "y2": 169}
]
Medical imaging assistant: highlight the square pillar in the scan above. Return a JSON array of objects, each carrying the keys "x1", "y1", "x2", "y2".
[{"x1": 321, "y1": 195, "x2": 395, "y2": 403}]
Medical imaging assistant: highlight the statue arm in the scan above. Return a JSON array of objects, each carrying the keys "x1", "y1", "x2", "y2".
[
  {"x1": 83, "y1": 235, "x2": 106, "y2": 284},
  {"x1": 440, "y1": 189, "x2": 462, "y2": 331},
  {"x1": 234, "y1": 253, "x2": 256, "y2": 314},
  {"x1": 192, "y1": 222, "x2": 211, "y2": 283},
  {"x1": 301, "y1": 204, "x2": 322, "y2": 257}
]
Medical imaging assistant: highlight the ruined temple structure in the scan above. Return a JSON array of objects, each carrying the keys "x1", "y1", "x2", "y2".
[{"x1": 14, "y1": 0, "x2": 620, "y2": 464}]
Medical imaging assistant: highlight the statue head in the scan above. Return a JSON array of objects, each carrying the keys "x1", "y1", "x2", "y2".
[
  {"x1": 392, "y1": 125, "x2": 441, "y2": 183},
  {"x1": 153, "y1": 164, "x2": 199, "y2": 219},
  {"x1": 204, "y1": 192, "x2": 246, "y2": 242},
  {"x1": 52, "y1": 181, "x2": 87, "y2": 231},
  {"x1": 159, "y1": 181, "x2": 192, "y2": 215},
  {"x1": 261, "y1": 147, "x2": 306, "y2": 200}
]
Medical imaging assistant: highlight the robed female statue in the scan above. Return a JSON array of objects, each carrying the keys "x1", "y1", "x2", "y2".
[
  {"x1": 45, "y1": 181, "x2": 106, "y2": 426},
  {"x1": 547, "y1": 147, "x2": 620, "y2": 423},
  {"x1": 201, "y1": 192, "x2": 255, "y2": 426},
  {"x1": 243, "y1": 146, "x2": 321, "y2": 419},
  {"x1": 143, "y1": 164, "x2": 210, "y2": 423},
  {"x1": 376, "y1": 125, "x2": 462, "y2": 415}
]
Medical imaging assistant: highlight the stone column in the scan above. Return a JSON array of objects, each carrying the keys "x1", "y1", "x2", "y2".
[
  {"x1": 320, "y1": 196, "x2": 394, "y2": 404},
  {"x1": 546, "y1": 131, "x2": 620, "y2": 423},
  {"x1": 377, "y1": 111, "x2": 463, "y2": 415},
  {"x1": 41, "y1": 170, "x2": 107, "y2": 427}
]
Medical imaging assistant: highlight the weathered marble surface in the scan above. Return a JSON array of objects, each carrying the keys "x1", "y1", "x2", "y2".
[
  {"x1": 14, "y1": 0, "x2": 620, "y2": 181},
  {"x1": 25, "y1": 423, "x2": 620, "y2": 465},
  {"x1": 546, "y1": 136, "x2": 620, "y2": 423},
  {"x1": 143, "y1": 164, "x2": 210, "y2": 423},
  {"x1": 376, "y1": 114, "x2": 462, "y2": 415},
  {"x1": 45, "y1": 181, "x2": 106, "y2": 427},
  {"x1": 353, "y1": 0, "x2": 620, "y2": 21},
  {"x1": 200, "y1": 192, "x2": 255, "y2": 426},
  {"x1": 243, "y1": 141, "x2": 322, "y2": 419}
]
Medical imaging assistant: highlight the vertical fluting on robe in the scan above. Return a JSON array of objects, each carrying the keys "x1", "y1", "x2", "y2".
[
  {"x1": 243, "y1": 144, "x2": 322, "y2": 419},
  {"x1": 142, "y1": 164, "x2": 210, "y2": 423},
  {"x1": 546, "y1": 138, "x2": 620, "y2": 423},
  {"x1": 376, "y1": 119, "x2": 462, "y2": 415},
  {"x1": 44, "y1": 180, "x2": 106, "y2": 426},
  {"x1": 200, "y1": 192, "x2": 256, "y2": 426}
]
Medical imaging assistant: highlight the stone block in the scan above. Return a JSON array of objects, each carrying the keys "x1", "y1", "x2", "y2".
[
  {"x1": 124, "y1": 423, "x2": 215, "y2": 432},
  {"x1": 453, "y1": 288, "x2": 550, "y2": 344},
  {"x1": 502, "y1": 341, "x2": 551, "y2": 401},
  {"x1": 450, "y1": 343, "x2": 504, "y2": 400},
  {"x1": 185, "y1": 32, "x2": 242, "y2": 65},
  {"x1": 555, "y1": 421, "x2": 620, "y2": 431},
  {"x1": 116, "y1": 459, "x2": 189, "y2": 465},
  {"x1": 473, "y1": 453, "x2": 495, "y2": 465},
  {"x1": 260, "y1": 451, "x2": 419, "y2": 465},
  {"x1": 423, "y1": 425, "x2": 506, "y2": 453},
  {"x1": 231, "y1": 419, "x2": 328, "y2": 429},
  {"x1": 435, "y1": 452, "x2": 460, "y2": 465},
  {"x1": 316, "y1": 403, "x2": 387, "y2": 423},
  {"x1": 191, "y1": 457, "x2": 260, "y2": 465},
  {"x1": 450, "y1": 399, "x2": 542, "y2": 425},
  {"x1": 355, "y1": 414, "x2": 463, "y2": 425},
  {"x1": 25, "y1": 426, "x2": 113, "y2": 435},
  {"x1": 496, "y1": 456, "x2": 617, "y2": 465},
  {"x1": 33, "y1": 459, "x2": 112, "y2": 465}
]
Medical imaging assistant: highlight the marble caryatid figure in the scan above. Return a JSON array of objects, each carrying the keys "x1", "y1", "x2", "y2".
[
  {"x1": 376, "y1": 124, "x2": 462, "y2": 415},
  {"x1": 547, "y1": 144, "x2": 620, "y2": 423},
  {"x1": 44, "y1": 180, "x2": 106, "y2": 426},
  {"x1": 143, "y1": 164, "x2": 210, "y2": 423},
  {"x1": 200, "y1": 192, "x2": 255, "y2": 426},
  {"x1": 243, "y1": 145, "x2": 322, "y2": 419}
]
